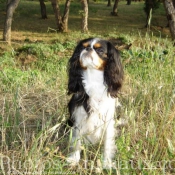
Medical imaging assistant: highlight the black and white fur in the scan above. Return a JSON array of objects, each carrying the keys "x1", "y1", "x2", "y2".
[{"x1": 67, "y1": 38, "x2": 124, "y2": 168}]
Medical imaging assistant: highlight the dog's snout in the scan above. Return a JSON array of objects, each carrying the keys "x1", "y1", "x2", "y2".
[{"x1": 86, "y1": 47, "x2": 92, "y2": 51}]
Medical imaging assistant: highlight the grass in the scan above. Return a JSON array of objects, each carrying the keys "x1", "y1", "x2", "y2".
[{"x1": 0, "y1": 0, "x2": 175, "y2": 174}]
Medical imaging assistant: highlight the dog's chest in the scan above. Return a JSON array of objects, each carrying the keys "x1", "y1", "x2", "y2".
[
  {"x1": 82, "y1": 97, "x2": 115, "y2": 144},
  {"x1": 85, "y1": 112, "x2": 105, "y2": 144},
  {"x1": 78, "y1": 69, "x2": 116, "y2": 143},
  {"x1": 82, "y1": 69, "x2": 105, "y2": 96}
]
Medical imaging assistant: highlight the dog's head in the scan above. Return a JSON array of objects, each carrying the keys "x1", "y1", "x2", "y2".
[{"x1": 68, "y1": 38, "x2": 124, "y2": 97}]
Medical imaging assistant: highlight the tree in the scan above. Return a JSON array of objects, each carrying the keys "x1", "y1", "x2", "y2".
[
  {"x1": 39, "y1": 0, "x2": 47, "y2": 19},
  {"x1": 107, "y1": 0, "x2": 111, "y2": 7},
  {"x1": 173, "y1": 0, "x2": 175, "y2": 8},
  {"x1": 144, "y1": 0, "x2": 160, "y2": 27},
  {"x1": 3, "y1": 0, "x2": 20, "y2": 44},
  {"x1": 81, "y1": 0, "x2": 88, "y2": 32},
  {"x1": 126, "y1": 0, "x2": 132, "y2": 5},
  {"x1": 111, "y1": 0, "x2": 119, "y2": 16},
  {"x1": 163, "y1": 0, "x2": 175, "y2": 41},
  {"x1": 51, "y1": 0, "x2": 71, "y2": 32}
]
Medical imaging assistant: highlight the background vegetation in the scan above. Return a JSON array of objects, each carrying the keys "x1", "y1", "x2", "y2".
[{"x1": 0, "y1": 0, "x2": 175, "y2": 174}]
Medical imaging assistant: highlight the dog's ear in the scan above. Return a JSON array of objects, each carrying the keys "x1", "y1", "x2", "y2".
[
  {"x1": 104, "y1": 42, "x2": 124, "y2": 97},
  {"x1": 67, "y1": 43, "x2": 84, "y2": 95}
]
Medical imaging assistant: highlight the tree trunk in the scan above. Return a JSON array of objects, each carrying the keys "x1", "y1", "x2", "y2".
[
  {"x1": 61, "y1": 0, "x2": 71, "y2": 32},
  {"x1": 164, "y1": 0, "x2": 175, "y2": 40},
  {"x1": 3, "y1": 0, "x2": 20, "y2": 44},
  {"x1": 111, "y1": 0, "x2": 119, "y2": 16},
  {"x1": 107, "y1": 0, "x2": 111, "y2": 7},
  {"x1": 145, "y1": 0, "x2": 153, "y2": 27},
  {"x1": 51, "y1": 0, "x2": 62, "y2": 30},
  {"x1": 51, "y1": 0, "x2": 70, "y2": 32},
  {"x1": 39, "y1": 0, "x2": 47, "y2": 19},
  {"x1": 126, "y1": 0, "x2": 132, "y2": 5},
  {"x1": 81, "y1": 0, "x2": 88, "y2": 32},
  {"x1": 173, "y1": 0, "x2": 175, "y2": 8}
]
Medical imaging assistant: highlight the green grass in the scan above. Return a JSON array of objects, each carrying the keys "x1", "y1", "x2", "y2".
[{"x1": 0, "y1": 0, "x2": 175, "y2": 174}]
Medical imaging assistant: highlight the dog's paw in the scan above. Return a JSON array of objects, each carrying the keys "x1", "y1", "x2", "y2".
[
  {"x1": 103, "y1": 160, "x2": 116, "y2": 169},
  {"x1": 66, "y1": 151, "x2": 80, "y2": 166}
]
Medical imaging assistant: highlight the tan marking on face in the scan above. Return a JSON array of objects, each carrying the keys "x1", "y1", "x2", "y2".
[
  {"x1": 96, "y1": 58, "x2": 107, "y2": 70},
  {"x1": 102, "y1": 53, "x2": 108, "y2": 59},
  {"x1": 93, "y1": 43, "x2": 102, "y2": 49},
  {"x1": 79, "y1": 60, "x2": 87, "y2": 69},
  {"x1": 83, "y1": 42, "x2": 90, "y2": 48}
]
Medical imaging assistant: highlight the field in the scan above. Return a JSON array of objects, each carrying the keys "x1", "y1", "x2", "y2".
[{"x1": 0, "y1": 0, "x2": 175, "y2": 174}]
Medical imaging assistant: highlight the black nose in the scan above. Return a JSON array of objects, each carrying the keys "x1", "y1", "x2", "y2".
[{"x1": 86, "y1": 47, "x2": 92, "y2": 51}]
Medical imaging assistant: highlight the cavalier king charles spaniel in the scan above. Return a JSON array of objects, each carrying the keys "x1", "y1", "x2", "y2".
[{"x1": 67, "y1": 38, "x2": 124, "y2": 168}]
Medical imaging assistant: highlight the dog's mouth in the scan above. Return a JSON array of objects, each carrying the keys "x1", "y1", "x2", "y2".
[
  {"x1": 79, "y1": 57, "x2": 95, "y2": 70},
  {"x1": 81, "y1": 50, "x2": 94, "y2": 60},
  {"x1": 80, "y1": 51, "x2": 106, "y2": 70}
]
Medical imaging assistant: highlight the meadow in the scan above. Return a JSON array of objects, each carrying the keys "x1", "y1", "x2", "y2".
[{"x1": 0, "y1": 0, "x2": 175, "y2": 174}]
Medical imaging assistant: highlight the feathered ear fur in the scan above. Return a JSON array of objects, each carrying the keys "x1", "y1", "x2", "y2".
[
  {"x1": 104, "y1": 42, "x2": 124, "y2": 98},
  {"x1": 67, "y1": 42, "x2": 84, "y2": 95}
]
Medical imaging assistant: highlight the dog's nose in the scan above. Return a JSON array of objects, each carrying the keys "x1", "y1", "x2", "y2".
[{"x1": 86, "y1": 47, "x2": 92, "y2": 51}]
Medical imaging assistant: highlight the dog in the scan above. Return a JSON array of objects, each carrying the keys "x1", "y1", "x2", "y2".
[{"x1": 67, "y1": 38, "x2": 124, "y2": 168}]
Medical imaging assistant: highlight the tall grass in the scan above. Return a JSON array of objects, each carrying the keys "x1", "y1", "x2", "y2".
[
  {"x1": 118, "y1": 33, "x2": 175, "y2": 175},
  {"x1": 0, "y1": 32, "x2": 174, "y2": 174}
]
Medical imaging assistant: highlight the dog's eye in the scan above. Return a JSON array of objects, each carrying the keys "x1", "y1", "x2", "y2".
[{"x1": 94, "y1": 47, "x2": 104, "y2": 54}]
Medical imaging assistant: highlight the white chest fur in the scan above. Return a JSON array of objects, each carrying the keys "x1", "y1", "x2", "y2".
[
  {"x1": 72, "y1": 69, "x2": 116, "y2": 144},
  {"x1": 82, "y1": 68, "x2": 115, "y2": 113}
]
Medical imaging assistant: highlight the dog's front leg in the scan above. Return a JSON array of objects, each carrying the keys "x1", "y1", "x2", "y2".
[
  {"x1": 103, "y1": 119, "x2": 116, "y2": 169},
  {"x1": 67, "y1": 126, "x2": 81, "y2": 165}
]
